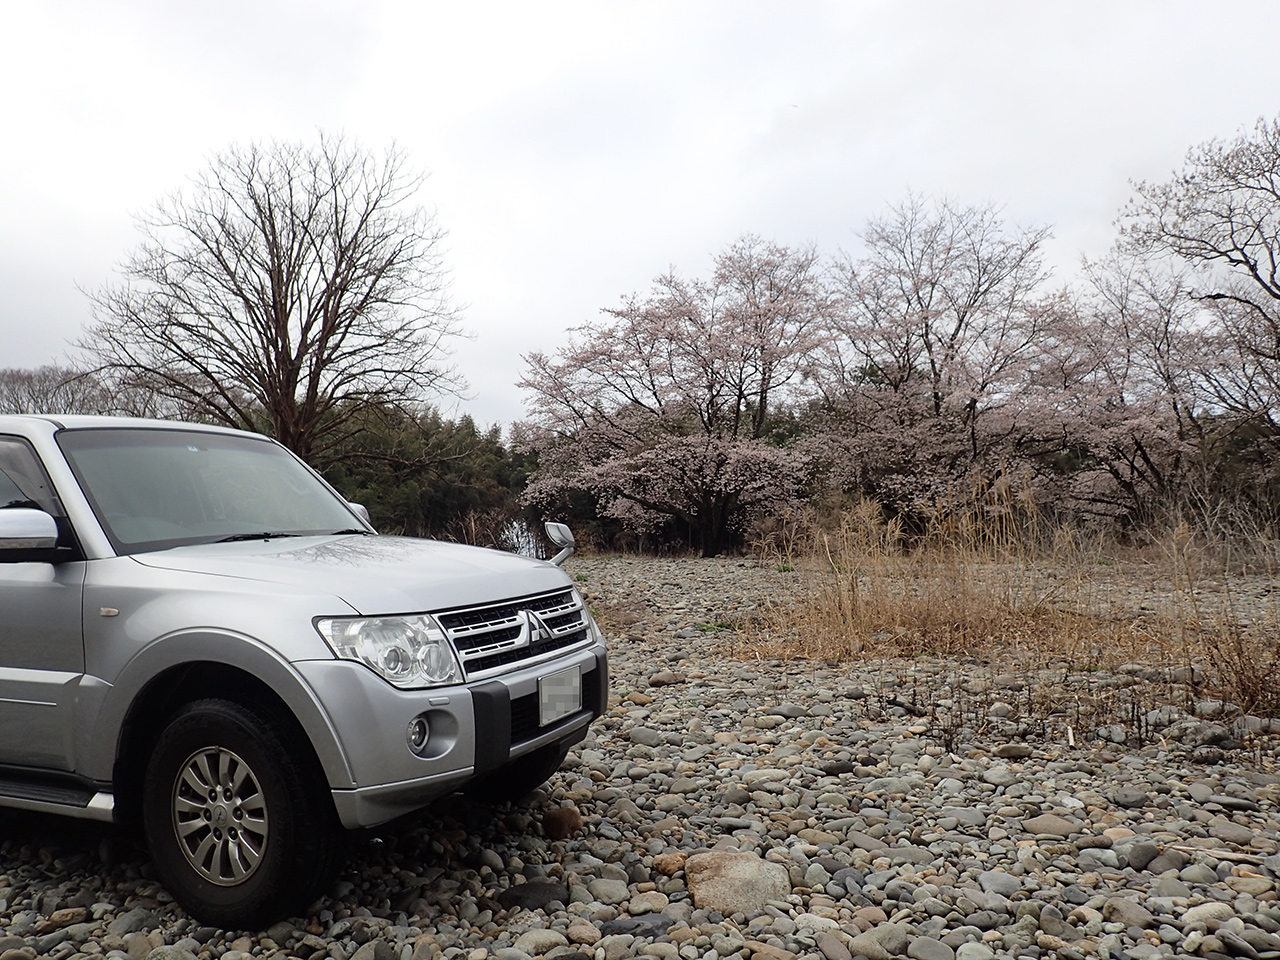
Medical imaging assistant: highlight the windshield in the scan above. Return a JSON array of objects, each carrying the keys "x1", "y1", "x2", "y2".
[{"x1": 57, "y1": 427, "x2": 365, "y2": 554}]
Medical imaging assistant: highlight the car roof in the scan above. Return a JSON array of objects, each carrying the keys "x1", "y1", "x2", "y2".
[{"x1": 0, "y1": 414, "x2": 261, "y2": 437}]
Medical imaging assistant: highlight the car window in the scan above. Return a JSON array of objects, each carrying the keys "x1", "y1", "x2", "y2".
[
  {"x1": 57, "y1": 427, "x2": 361, "y2": 554},
  {"x1": 0, "y1": 436, "x2": 63, "y2": 515}
]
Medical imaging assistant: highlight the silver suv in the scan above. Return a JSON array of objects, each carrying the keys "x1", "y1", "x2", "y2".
[{"x1": 0, "y1": 415, "x2": 607, "y2": 926}]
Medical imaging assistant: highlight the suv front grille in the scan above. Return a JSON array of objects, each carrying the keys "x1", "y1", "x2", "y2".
[{"x1": 435, "y1": 587, "x2": 591, "y2": 679}]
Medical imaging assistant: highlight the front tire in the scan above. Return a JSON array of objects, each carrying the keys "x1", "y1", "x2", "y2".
[{"x1": 142, "y1": 699, "x2": 340, "y2": 927}]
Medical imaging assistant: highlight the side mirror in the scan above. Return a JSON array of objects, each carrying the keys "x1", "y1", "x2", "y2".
[
  {"x1": 544, "y1": 522, "x2": 575, "y2": 566},
  {"x1": 348, "y1": 502, "x2": 372, "y2": 526},
  {"x1": 0, "y1": 508, "x2": 59, "y2": 561}
]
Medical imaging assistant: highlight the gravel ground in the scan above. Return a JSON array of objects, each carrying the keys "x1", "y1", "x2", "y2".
[{"x1": 2, "y1": 556, "x2": 1280, "y2": 960}]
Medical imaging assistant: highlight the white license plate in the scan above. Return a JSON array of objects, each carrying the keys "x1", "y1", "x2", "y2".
[{"x1": 538, "y1": 667, "x2": 581, "y2": 726}]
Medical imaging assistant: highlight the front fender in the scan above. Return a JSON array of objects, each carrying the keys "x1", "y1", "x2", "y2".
[{"x1": 80, "y1": 629, "x2": 354, "y2": 789}]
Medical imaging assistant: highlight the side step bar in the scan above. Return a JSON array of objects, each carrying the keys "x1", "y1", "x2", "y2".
[{"x1": 0, "y1": 775, "x2": 114, "y2": 822}]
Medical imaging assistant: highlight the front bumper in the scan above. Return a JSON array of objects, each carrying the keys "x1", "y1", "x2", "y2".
[{"x1": 295, "y1": 644, "x2": 607, "y2": 828}]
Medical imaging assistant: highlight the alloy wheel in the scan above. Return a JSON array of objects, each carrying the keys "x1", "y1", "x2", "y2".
[{"x1": 171, "y1": 746, "x2": 269, "y2": 886}]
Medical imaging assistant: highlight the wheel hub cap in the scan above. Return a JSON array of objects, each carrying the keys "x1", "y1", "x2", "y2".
[{"x1": 172, "y1": 746, "x2": 269, "y2": 886}]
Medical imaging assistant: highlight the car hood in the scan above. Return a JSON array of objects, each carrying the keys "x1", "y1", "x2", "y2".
[{"x1": 130, "y1": 535, "x2": 572, "y2": 614}]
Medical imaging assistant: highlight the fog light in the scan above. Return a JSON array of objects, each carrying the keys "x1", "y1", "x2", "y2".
[{"x1": 407, "y1": 716, "x2": 430, "y2": 752}]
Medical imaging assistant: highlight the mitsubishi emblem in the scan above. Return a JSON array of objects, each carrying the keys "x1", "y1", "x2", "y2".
[{"x1": 525, "y1": 609, "x2": 552, "y2": 644}]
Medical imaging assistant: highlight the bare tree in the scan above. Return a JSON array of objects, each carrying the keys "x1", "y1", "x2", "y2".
[
  {"x1": 0, "y1": 366, "x2": 110, "y2": 415},
  {"x1": 83, "y1": 135, "x2": 463, "y2": 462}
]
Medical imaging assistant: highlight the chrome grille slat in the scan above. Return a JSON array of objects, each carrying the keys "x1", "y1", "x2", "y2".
[{"x1": 435, "y1": 588, "x2": 592, "y2": 679}]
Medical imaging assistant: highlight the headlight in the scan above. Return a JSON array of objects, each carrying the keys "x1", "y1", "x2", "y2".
[{"x1": 315, "y1": 615, "x2": 463, "y2": 688}]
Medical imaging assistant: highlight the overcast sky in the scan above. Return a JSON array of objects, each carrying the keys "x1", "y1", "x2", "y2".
[{"x1": 4, "y1": 1, "x2": 1280, "y2": 427}]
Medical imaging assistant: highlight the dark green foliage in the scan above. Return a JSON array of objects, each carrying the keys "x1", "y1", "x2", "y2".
[{"x1": 321, "y1": 407, "x2": 533, "y2": 548}]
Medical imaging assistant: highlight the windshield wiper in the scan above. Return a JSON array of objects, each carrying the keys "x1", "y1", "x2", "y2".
[
  {"x1": 215, "y1": 531, "x2": 303, "y2": 543},
  {"x1": 327, "y1": 528, "x2": 374, "y2": 536}
]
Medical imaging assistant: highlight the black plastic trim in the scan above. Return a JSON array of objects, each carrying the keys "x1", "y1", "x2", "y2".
[
  {"x1": 471, "y1": 681, "x2": 511, "y2": 777},
  {"x1": 591, "y1": 650, "x2": 609, "y2": 716}
]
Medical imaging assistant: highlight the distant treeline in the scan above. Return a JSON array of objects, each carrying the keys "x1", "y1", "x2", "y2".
[{"x1": 1, "y1": 316, "x2": 1276, "y2": 560}]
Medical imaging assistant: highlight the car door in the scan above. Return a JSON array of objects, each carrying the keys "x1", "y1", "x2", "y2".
[{"x1": 0, "y1": 435, "x2": 85, "y2": 770}]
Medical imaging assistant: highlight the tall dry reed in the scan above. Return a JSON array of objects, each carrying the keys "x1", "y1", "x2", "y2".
[{"x1": 748, "y1": 494, "x2": 1280, "y2": 715}]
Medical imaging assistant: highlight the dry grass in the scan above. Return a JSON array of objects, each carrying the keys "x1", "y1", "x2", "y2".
[{"x1": 747, "y1": 496, "x2": 1280, "y2": 718}]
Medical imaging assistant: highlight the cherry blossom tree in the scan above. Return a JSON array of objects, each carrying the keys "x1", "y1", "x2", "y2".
[
  {"x1": 1028, "y1": 253, "x2": 1212, "y2": 525},
  {"x1": 810, "y1": 197, "x2": 1054, "y2": 518},
  {"x1": 1124, "y1": 117, "x2": 1280, "y2": 441},
  {"x1": 520, "y1": 237, "x2": 828, "y2": 556}
]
